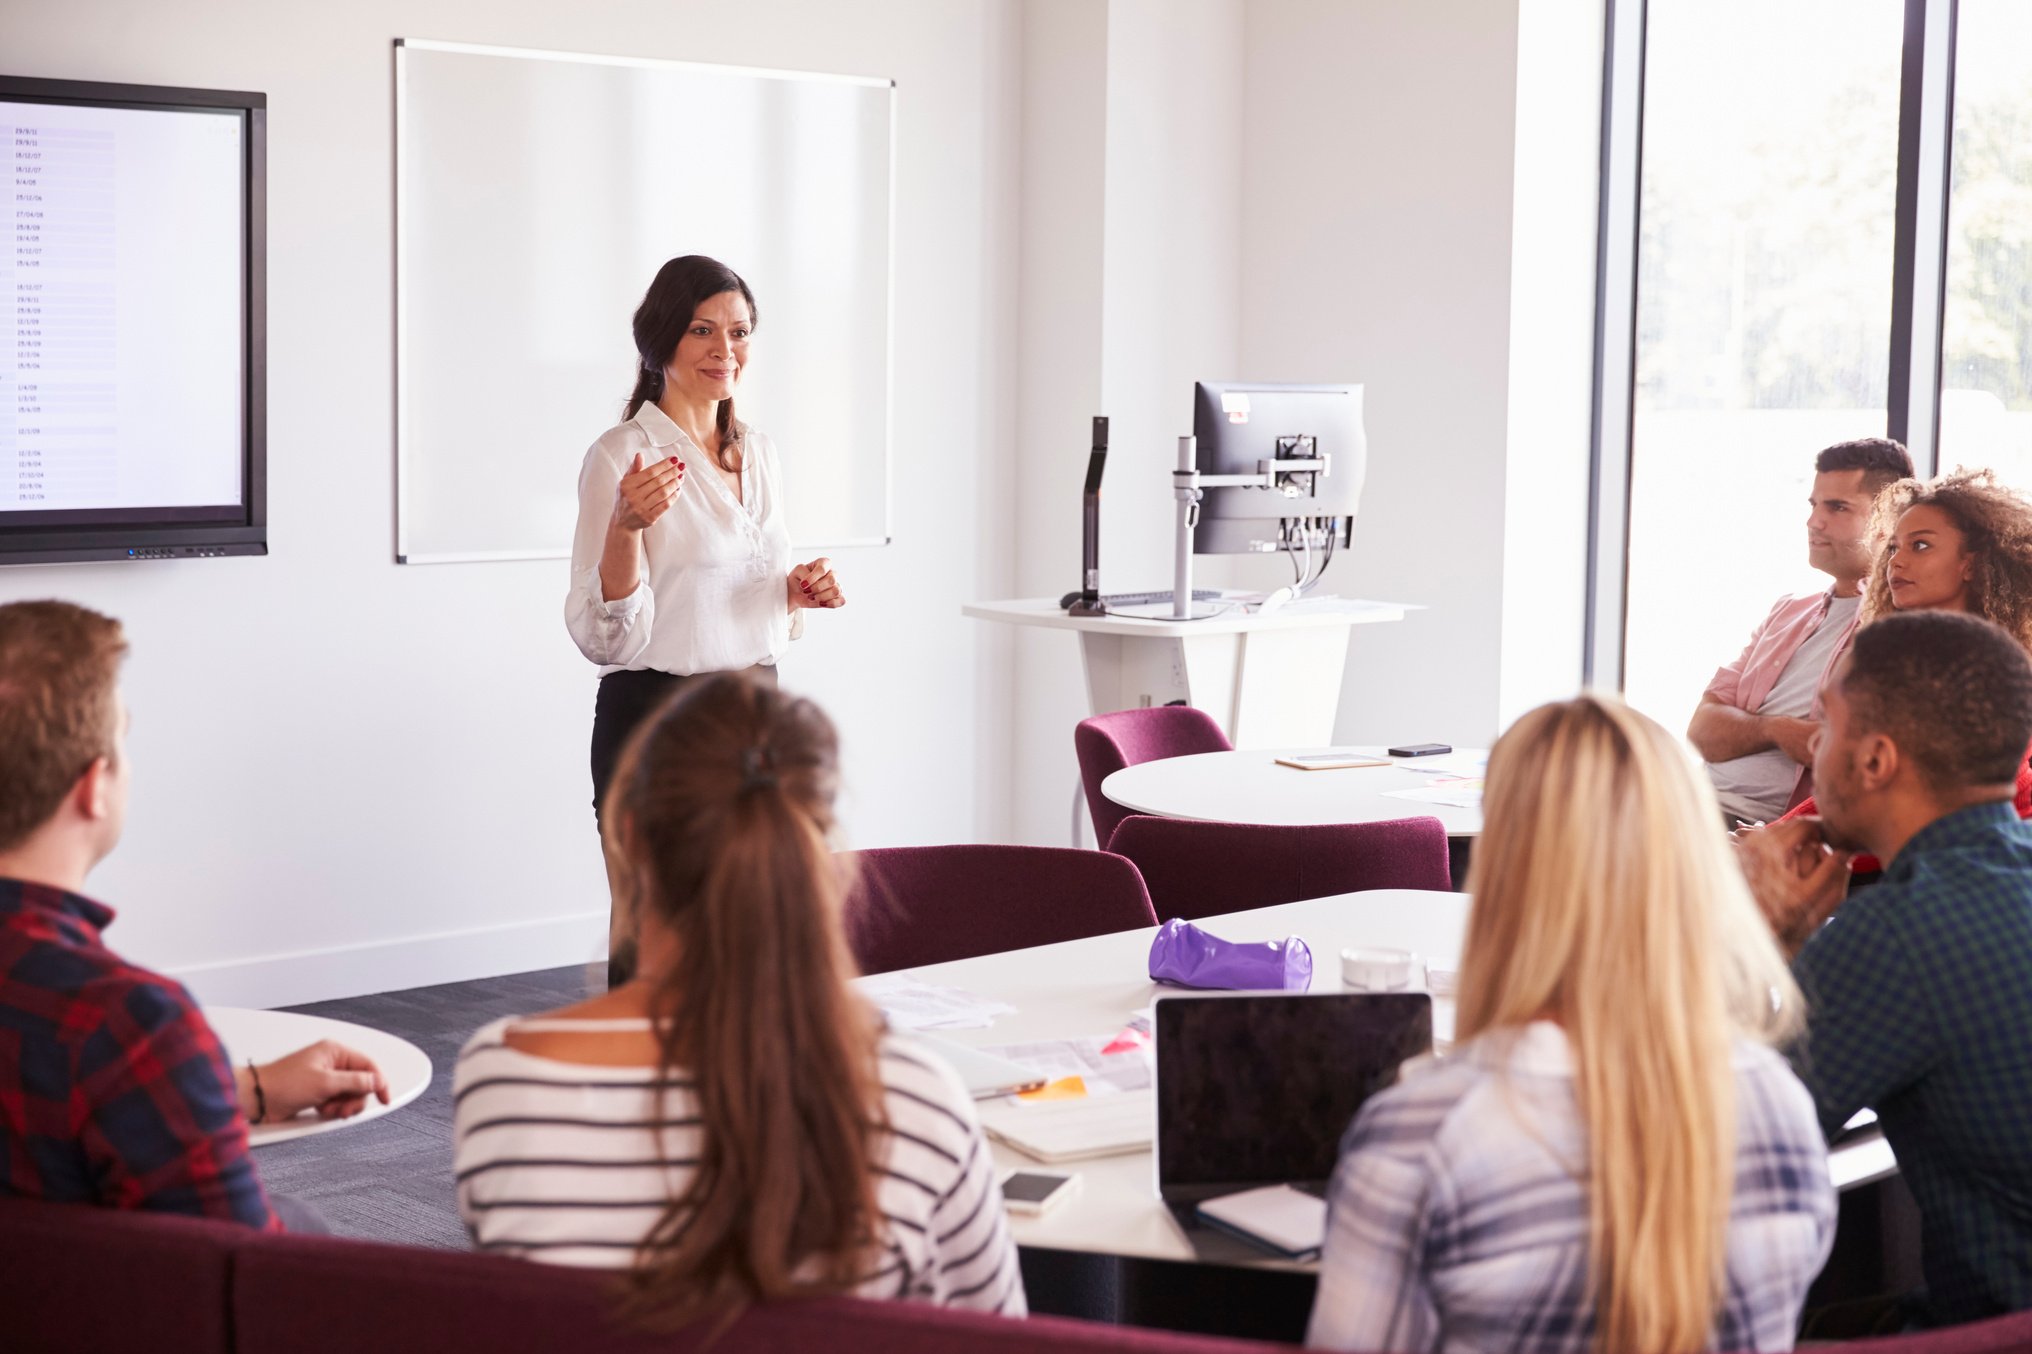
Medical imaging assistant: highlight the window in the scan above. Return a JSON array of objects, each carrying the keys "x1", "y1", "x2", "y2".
[
  {"x1": 1937, "y1": 1, "x2": 2032, "y2": 489},
  {"x1": 1620, "y1": 0, "x2": 1905, "y2": 730}
]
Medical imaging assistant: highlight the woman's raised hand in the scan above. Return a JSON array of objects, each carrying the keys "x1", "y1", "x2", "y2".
[{"x1": 611, "y1": 452, "x2": 685, "y2": 533}]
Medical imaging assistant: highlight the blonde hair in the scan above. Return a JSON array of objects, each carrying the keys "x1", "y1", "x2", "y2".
[{"x1": 1456, "y1": 695, "x2": 1802, "y2": 1354}]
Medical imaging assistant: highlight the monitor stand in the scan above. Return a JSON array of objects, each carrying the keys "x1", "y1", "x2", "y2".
[{"x1": 1067, "y1": 416, "x2": 1110, "y2": 616}]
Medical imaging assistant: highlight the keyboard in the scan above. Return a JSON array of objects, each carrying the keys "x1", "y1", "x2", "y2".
[{"x1": 1059, "y1": 589, "x2": 1221, "y2": 609}]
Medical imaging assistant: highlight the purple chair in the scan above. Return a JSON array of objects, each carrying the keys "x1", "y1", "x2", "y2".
[
  {"x1": 1843, "y1": 1312, "x2": 2032, "y2": 1353},
  {"x1": 0, "y1": 1200, "x2": 254, "y2": 1354},
  {"x1": 232, "y1": 1226, "x2": 1298, "y2": 1353},
  {"x1": 1075, "y1": 707, "x2": 1233, "y2": 848},
  {"x1": 1105, "y1": 814, "x2": 1452, "y2": 922},
  {"x1": 843, "y1": 845, "x2": 1159, "y2": 974}
]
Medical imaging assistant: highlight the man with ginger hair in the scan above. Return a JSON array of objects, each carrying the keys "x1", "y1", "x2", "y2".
[{"x1": 0, "y1": 600, "x2": 387, "y2": 1227}]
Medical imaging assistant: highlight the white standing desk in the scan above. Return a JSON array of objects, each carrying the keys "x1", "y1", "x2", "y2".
[
  {"x1": 963, "y1": 597, "x2": 1412, "y2": 750},
  {"x1": 1103, "y1": 747, "x2": 1488, "y2": 840},
  {"x1": 205, "y1": 1007, "x2": 434, "y2": 1147},
  {"x1": 857, "y1": 889, "x2": 1894, "y2": 1273}
]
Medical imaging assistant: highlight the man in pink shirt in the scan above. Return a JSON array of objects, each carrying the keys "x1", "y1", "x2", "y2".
[{"x1": 1690, "y1": 438, "x2": 1914, "y2": 826}]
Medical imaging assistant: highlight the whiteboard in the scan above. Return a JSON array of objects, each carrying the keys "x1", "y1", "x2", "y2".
[{"x1": 394, "y1": 40, "x2": 894, "y2": 563}]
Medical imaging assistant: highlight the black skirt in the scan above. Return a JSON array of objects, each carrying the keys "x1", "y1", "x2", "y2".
[{"x1": 588, "y1": 664, "x2": 780, "y2": 825}]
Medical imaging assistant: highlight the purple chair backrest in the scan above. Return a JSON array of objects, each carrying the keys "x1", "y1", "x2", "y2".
[
  {"x1": 1106, "y1": 815, "x2": 1452, "y2": 922},
  {"x1": 1074, "y1": 707, "x2": 1233, "y2": 848},
  {"x1": 842, "y1": 845, "x2": 1160, "y2": 974},
  {"x1": 231, "y1": 1227, "x2": 1297, "y2": 1353},
  {"x1": 1837, "y1": 1310, "x2": 2032, "y2": 1353},
  {"x1": 0, "y1": 1199, "x2": 253, "y2": 1354}
]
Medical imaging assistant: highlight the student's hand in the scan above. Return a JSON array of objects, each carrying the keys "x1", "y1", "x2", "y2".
[
  {"x1": 255, "y1": 1041, "x2": 391, "y2": 1123},
  {"x1": 1735, "y1": 817, "x2": 1850, "y2": 956},
  {"x1": 611, "y1": 452, "x2": 685, "y2": 533},
  {"x1": 788, "y1": 557, "x2": 845, "y2": 610},
  {"x1": 1762, "y1": 715, "x2": 1821, "y2": 766}
]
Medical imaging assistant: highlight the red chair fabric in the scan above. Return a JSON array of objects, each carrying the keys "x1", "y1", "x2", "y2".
[
  {"x1": 1106, "y1": 815, "x2": 1452, "y2": 922},
  {"x1": 232, "y1": 1229, "x2": 1293, "y2": 1354},
  {"x1": 843, "y1": 845, "x2": 1159, "y2": 974},
  {"x1": 1075, "y1": 707, "x2": 1233, "y2": 847},
  {"x1": 0, "y1": 1199, "x2": 254, "y2": 1354},
  {"x1": 1844, "y1": 1311, "x2": 2032, "y2": 1353}
]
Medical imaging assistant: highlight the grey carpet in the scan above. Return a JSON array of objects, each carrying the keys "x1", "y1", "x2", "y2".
[{"x1": 257, "y1": 962, "x2": 602, "y2": 1248}]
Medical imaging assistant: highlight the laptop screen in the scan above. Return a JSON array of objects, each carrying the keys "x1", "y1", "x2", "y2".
[{"x1": 1155, "y1": 992, "x2": 1433, "y2": 1203}]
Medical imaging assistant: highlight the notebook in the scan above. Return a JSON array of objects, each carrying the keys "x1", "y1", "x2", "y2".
[{"x1": 977, "y1": 1089, "x2": 1155, "y2": 1163}]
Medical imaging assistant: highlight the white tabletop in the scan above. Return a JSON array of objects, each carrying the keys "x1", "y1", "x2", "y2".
[
  {"x1": 861, "y1": 889, "x2": 1894, "y2": 1271},
  {"x1": 962, "y1": 596, "x2": 1412, "y2": 638},
  {"x1": 1103, "y1": 747, "x2": 1488, "y2": 838},
  {"x1": 205, "y1": 1007, "x2": 434, "y2": 1147}
]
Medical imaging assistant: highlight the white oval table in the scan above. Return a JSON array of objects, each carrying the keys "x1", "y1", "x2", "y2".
[
  {"x1": 204, "y1": 1007, "x2": 434, "y2": 1146},
  {"x1": 1102, "y1": 746, "x2": 1488, "y2": 839}
]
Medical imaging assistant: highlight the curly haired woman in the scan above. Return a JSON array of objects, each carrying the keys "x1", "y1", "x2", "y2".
[{"x1": 1780, "y1": 468, "x2": 2032, "y2": 851}]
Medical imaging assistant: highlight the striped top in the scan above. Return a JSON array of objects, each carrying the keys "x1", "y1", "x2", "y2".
[
  {"x1": 1307, "y1": 1021, "x2": 1836, "y2": 1353},
  {"x1": 452, "y1": 1017, "x2": 1024, "y2": 1317}
]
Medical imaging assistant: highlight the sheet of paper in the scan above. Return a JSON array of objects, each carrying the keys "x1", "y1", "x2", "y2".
[
  {"x1": 857, "y1": 974, "x2": 1016, "y2": 1031},
  {"x1": 978, "y1": 1035, "x2": 1153, "y2": 1096},
  {"x1": 1380, "y1": 777, "x2": 1484, "y2": 809},
  {"x1": 1388, "y1": 751, "x2": 1488, "y2": 778}
]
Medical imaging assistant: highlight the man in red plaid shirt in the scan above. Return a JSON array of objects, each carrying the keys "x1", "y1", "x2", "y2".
[{"x1": 0, "y1": 600, "x2": 387, "y2": 1228}]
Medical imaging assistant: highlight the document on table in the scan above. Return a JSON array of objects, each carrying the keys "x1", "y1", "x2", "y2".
[
  {"x1": 1386, "y1": 751, "x2": 1488, "y2": 778},
  {"x1": 1381, "y1": 778, "x2": 1484, "y2": 809},
  {"x1": 857, "y1": 974, "x2": 1016, "y2": 1031},
  {"x1": 977, "y1": 1035, "x2": 1153, "y2": 1095}
]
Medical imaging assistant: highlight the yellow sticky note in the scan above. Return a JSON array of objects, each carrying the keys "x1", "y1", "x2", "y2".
[{"x1": 1018, "y1": 1076, "x2": 1088, "y2": 1102}]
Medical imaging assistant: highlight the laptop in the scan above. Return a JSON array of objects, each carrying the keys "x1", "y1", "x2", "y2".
[{"x1": 1153, "y1": 991, "x2": 1433, "y2": 1250}]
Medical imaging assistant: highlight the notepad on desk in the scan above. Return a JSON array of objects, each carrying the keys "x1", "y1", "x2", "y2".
[{"x1": 979, "y1": 1089, "x2": 1155, "y2": 1163}]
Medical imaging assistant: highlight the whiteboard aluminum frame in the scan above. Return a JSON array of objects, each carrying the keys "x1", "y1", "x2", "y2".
[{"x1": 392, "y1": 38, "x2": 897, "y2": 564}]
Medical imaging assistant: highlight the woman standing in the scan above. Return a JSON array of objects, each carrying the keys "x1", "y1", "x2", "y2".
[
  {"x1": 566, "y1": 256, "x2": 843, "y2": 979},
  {"x1": 1308, "y1": 696, "x2": 1834, "y2": 1353}
]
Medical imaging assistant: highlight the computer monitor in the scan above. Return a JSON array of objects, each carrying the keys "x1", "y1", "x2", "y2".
[{"x1": 1190, "y1": 382, "x2": 1364, "y2": 557}]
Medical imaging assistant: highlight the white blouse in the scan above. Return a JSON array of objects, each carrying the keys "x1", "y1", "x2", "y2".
[{"x1": 565, "y1": 402, "x2": 801, "y2": 677}]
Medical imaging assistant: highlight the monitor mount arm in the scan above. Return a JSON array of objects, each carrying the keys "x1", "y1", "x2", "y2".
[{"x1": 1170, "y1": 434, "x2": 1329, "y2": 620}]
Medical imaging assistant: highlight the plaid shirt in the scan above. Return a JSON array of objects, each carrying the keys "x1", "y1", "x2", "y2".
[
  {"x1": 1791, "y1": 800, "x2": 2032, "y2": 1325},
  {"x1": 0, "y1": 878, "x2": 275, "y2": 1228},
  {"x1": 1308, "y1": 1022, "x2": 1835, "y2": 1353}
]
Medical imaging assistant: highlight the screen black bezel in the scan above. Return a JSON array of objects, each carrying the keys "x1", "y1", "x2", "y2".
[{"x1": 0, "y1": 74, "x2": 266, "y2": 565}]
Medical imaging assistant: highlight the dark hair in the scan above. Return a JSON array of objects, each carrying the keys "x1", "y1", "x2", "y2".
[
  {"x1": 1840, "y1": 611, "x2": 2032, "y2": 790},
  {"x1": 603, "y1": 674, "x2": 884, "y2": 1327},
  {"x1": 1815, "y1": 437, "x2": 1914, "y2": 499},
  {"x1": 0, "y1": 600, "x2": 128, "y2": 851},
  {"x1": 1859, "y1": 468, "x2": 2032, "y2": 651},
  {"x1": 624, "y1": 255, "x2": 758, "y2": 472}
]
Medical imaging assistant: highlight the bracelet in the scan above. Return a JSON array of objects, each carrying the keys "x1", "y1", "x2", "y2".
[{"x1": 246, "y1": 1059, "x2": 266, "y2": 1124}]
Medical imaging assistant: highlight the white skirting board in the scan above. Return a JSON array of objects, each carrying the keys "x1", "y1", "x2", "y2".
[{"x1": 165, "y1": 910, "x2": 610, "y2": 1010}]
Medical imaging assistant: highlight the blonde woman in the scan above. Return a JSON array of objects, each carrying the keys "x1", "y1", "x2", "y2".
[{"x1": 1307, "y1": 696, "x2": 1835, "y2": 1354}]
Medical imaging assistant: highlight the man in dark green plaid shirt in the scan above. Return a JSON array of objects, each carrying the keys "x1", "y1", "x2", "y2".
[{"x1": 1740, "y1": 610, "x2": 2032, "y2": 1327}]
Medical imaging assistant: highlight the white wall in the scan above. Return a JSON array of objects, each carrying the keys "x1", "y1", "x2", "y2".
[
  {"x1": 0, "y1": 0, "x2": 1023, "y2": 1005},
  {"x1": 1498, "y1": 0, "x2": 1605, "y2": 724},
  {"x1": 1236, "y1": 1, "x2": 1529, "y2": 751},
  {"x1": 1007, "y1": 0, "x2": 1247, "y2": 846}
]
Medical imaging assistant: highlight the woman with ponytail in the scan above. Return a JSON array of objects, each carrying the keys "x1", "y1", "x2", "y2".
[
  {"x1": 1308, "y1": 695, "x2": 1834, "y2": 1354},
  {"x1": 452, "y1": 674, "x2": 1023, "y2": 1324},
  {"x1": 566, "y1": 256, "x2": 845, "y2": 984}
]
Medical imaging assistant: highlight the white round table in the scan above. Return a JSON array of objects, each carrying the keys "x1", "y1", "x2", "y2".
[
  {"x1": 1101, "y1": 746, "x2": 1487, "y2": 838},
  {"x1": 204, "y1": 1007, "x2": 434, "y2": 1146}
]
